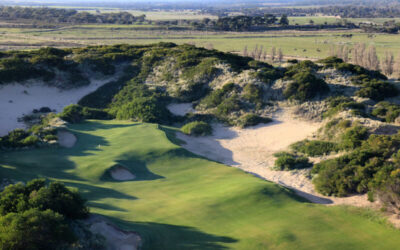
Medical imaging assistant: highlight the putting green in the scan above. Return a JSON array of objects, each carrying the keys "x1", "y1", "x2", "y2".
[{"x1": 1, "y1": 120, "x2": 399, "y2": 249}]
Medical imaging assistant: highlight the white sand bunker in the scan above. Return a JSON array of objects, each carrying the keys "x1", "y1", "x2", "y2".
[
  {"x1": 57, "y1": 130, "x2": 77, "y2": 148},
  {"x1": 110, "y1": 165, "x2": 136, "y2": 181},
  {"x1": 167, "y1": 103, "x2": 194, "y2": 116},
  {"x1": 88, "y1": 216, "x2": 141, "y2": 250},
  {"x1": 177, "y1": 108, "x2": 374, "y2": 207}
]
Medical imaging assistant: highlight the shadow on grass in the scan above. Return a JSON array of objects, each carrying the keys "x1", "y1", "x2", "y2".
[
  {"x1": 103, "y1": 215, "x2": 238, "y2": 250},
  {"x1": 101, "y1": 159, "x2": 164, "y2": 182}
]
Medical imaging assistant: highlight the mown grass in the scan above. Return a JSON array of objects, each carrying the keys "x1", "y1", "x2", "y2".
[{"x1": 1, "y1": 120, "x2": 400, "y2": 249}]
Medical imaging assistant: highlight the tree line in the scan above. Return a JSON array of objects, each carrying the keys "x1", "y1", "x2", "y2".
[
  {"x1": 330, "y1": 43, "x2": 399, "y2": 77},
  {"x1": 0, "y1": 6, "x2": 146, "y2": 24}
]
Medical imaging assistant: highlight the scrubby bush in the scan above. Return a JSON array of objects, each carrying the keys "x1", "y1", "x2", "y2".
[
  {"x1": 284, "y1": 71, "x2": 329, "y2": 102},
  {"x1": 59, "y1": 104, "x2": 112, "y2": 123},
  {"x1": 181, "y1": 121, "x2": 212, "y2": 136},
  {"x1": 290, "y1": 139, "x2": 338, "y2": 156},
  {"x1": 323, "y1": 96, "x2": 365, "y2": 118},
  {"x1": 340, "y1": 125, "x2": 369, "y2": 149},
  {"x1": 355, "y1": 80, "x2": 398, "y2": 101},
  {"x1": 371, "y1": 101, "x2": 400, "y2": 122},
  {"x1": 237, "y1": 114, "x2": 272, "y2": 128},
  {"x1": 312, "y1": 133, "x2": 400, "y2": 197},
  {"x1": 274, "y1": 152, "x2": 311, "y2": 170},
  {"x1": 242, "y1": 83, "x2": 263, "y2": 106}
]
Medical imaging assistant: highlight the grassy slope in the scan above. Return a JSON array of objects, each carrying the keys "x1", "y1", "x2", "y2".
[{"x1": 1, "y1": 120, "x2": 400, "y2": 249}]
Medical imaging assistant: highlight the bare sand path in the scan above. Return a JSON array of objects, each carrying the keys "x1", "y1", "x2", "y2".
[{"x1": 177, "y1": 109, "x2": 374, "y2": 207}]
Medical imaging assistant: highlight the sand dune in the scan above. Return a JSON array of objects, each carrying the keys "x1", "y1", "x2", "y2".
[{"x1": 0, "y1": 78, "x2": 113, "y2": 136}]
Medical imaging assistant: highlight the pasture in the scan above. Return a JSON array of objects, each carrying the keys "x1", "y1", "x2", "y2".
[
  {"x1": 2, "y1": 25, "x2": 400, "y2": 61},
  {"x1": 1, "y1": 120, "x2": 400, "y2": 249}
]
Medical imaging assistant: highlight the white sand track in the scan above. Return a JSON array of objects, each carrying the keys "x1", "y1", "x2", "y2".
[
  {"x1": 57, "y1": 130, "x2": 77, "y2": 148},
  {"x1": 110, "y1": 166, "x2": 136, "y2": 181},
  {"x1": 0, "y1": 78, "x2": 113, "y2": 136},
  {"x1": 177, "y1": 109, "x2": 375, "y2": 207},
  {"x1": 87, "y1": 216, "x2": 141, "y2": 250}
]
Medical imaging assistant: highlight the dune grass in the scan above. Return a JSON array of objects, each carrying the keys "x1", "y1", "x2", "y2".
[{"x1": 0, "y1": 120, "x2": 400, "y2": 249}]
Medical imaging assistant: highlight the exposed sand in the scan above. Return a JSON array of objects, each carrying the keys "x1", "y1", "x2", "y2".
[
  {"x1": 177, "y1": 109, "x2": 375, "y2": 207},
  {"x1": 167, "y1": 103, "x2": 194, "y2": 116},
  {"x1": 87, "y1": 215, "x2": 141, "y2": 250},
  {"x1": 57, "y1": 130, "x2": 77, "y2": 148},
  {"x1": 110, "y1": 165, "x2": 136, "y2": 181},
  {"x1": 0, "y1": 78, "x2": 113, "y2": 136}
]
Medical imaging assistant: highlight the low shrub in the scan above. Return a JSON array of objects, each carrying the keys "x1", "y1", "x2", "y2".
[
  {"x1": 237, "y1": 114, "x2": 272, "y2": 128},
  {"x1": 274, "y1": 152, "x2": 312, "y2": 170},
  {"x1": 340, "y1": 125, "x2": 369, "y2": 149},
  {"x1": 355, "y1": 80, "x2": 398, "y2": 101},
  {"x1": 284, "y1": 71, "x2": 329, "y2": 102},
  {"x1": 181, "y1": 121, "x2": 212, "y2": 136},
  {"x1": 290, "y1": 139, "x2": 338, "y2": 156},
  {"x1": 371, "y1": 101, "x2": 400, "y2": 122},
  {"x1": 59, "y1": 104, "x2": 112, "y2": 123}
]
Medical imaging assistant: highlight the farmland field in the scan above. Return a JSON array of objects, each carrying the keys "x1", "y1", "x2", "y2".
[
  {"x1": 2, "y1": 25, "x2": 400, "y2": 61},
  {"x1": 1, "y1": 120, "x2": 400, "y2": 249}
]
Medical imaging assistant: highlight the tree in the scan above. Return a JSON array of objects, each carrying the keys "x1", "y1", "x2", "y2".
[
  {"x1": 243, "y1": 45, "x2": 248, "y2": 57},
  {"x1": 271, "y1": 47, "x2": 276, "y2": 62},
  {"x1": 0, "y1": 209, "x2": 75, "y2": 250},
  {"x1": 381, "y1": 51, "x2": 394, "y2": 76},
  {"x1": 279, "y1": 14, "x2": 289, "y2": 26},
  {"x1": 277, "y1": 48, "x2": 284, "y2": 63}
]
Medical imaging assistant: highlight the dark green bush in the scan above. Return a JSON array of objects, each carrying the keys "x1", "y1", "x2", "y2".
[
  {"x1": 59, "y1": 104, "x2": 112, "y2": 123},
  {"x1": 312, "y1": 133, "x2": 400, "y2": 197},
  {"x1": 340, "y1": 125, "x2": 369, "y2": 149},
  {"x1": 284, "y1": 71, "x2": 329, "y2": 102},
  {"x1": 371, "y1": 101, "x2": 400, "y2": 122},
  {"x1": 237, "y1": 114, "x2": 272, "y2": 128},
  {"x1": 181, "y1": 121, "x2": 212, "y2": 136},
  {"x1": 355, "y1": 80, "x2": 398, "y2": 101},
  {"x1": 290, "y1": 139, "x2": 338, "y2": 156},
  {"x1": 274, "y1": 152, "x2": 312, "y2": 170}
]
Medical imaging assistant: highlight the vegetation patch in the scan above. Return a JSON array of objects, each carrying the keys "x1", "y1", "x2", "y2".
[
  {"x1": 274, "y1": 152, "x2": 312, "y2": 170},
  {"x1": 181, "y1": 121, "x2": 212, "y2": 136},
  {"x1": 237, "y1": 114, "x2": 272, "y2": 128},
  {"x1": 290, "y1": 139, "x2": 339, "y2": 157}
]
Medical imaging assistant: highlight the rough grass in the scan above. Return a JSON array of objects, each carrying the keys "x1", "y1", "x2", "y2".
[{"x1": 1, "y1": 120, "x2": 400, "y2": 249}]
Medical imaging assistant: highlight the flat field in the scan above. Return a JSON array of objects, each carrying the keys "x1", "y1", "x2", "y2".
[
  {"x1": 1, "y1": 120, "x2": 400, "y2": 249},
  {"x1": 2, "y1": 25, "x2": 400, "y2": 60}
]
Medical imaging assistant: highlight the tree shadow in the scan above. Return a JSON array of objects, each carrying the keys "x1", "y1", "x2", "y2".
[
  {"x1": 101, "y1": 215, "x2": 238, "y2": 250},
  {"x1": 101, "y1": 159, "x2": 164, "y2": 182}
]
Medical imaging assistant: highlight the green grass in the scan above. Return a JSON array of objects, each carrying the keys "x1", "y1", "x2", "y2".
[{"x1": 1, "y1": 120, "x2": 400, "y2": 249}]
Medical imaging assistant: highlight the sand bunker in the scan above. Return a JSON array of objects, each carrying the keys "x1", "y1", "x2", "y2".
[
  {"x1": 110, "y1": 165, "x2": 136, "y2": 181},
  {"x1": 0, "y1": 78, "x2": 114, "y2": 136},
  {"x1": 177, "y1": 108, "x2": 375, "y2": 207},
  {"x1": 88, "y1": 216, "x2": 141, "y2": 250},
  {"x1": 57, "y1": 130, "x2": 77, "y2": 148},
  {"x1": 167, "y1": 103, "x2": 194, "y2": 116}
]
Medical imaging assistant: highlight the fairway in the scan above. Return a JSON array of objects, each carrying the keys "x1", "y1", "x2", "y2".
[{"x1": 1, "y1": 120, "x2": 399, "y2": 249}]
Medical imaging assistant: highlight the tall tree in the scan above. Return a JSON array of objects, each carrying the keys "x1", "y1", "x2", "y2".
[{"x1": 279, "y1": 14, "x2": 289, "y2": 26}]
